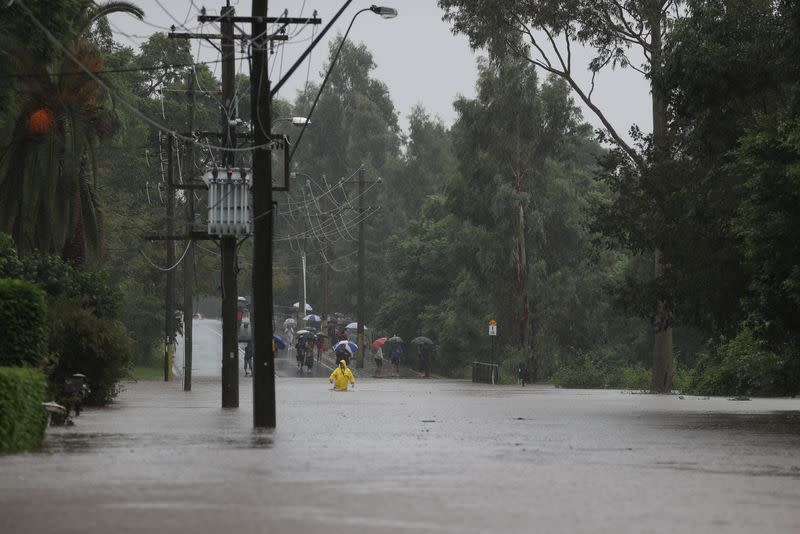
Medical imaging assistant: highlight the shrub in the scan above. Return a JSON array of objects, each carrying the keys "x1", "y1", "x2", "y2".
[
  {"x1": 685, "y1": 328, "x2": 786, "y2": 396},
  {"x1": 551, "y1": 357, "x2": 607, "y2": 388},
  {"x1": 0, "y1": 367, "x2": 48, "y2": 452},
  {"x1": 616, "y1": 364, "x2": 651, "y2": 390},
  {"x1": 120, "y1": 291, "x2": 162, "y2": 366},
  {"x1": 48, "y1": 299, "x2": 134, "y2": 406},
  {"x1": 0, "y1": 279, "x2": 47, "y2": 367},
  {"x1": 0, "y1": 234, "x2": 121, "y2": 320}
]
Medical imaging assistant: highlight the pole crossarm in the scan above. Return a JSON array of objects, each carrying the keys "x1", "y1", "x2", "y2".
[
  {"x1": 198, "y1": 15, "x2": 322, "y2": 24},
  {"x1": 168, "y1": 32, "x2": 280, "y2": 41},
  {"x1": 173, "y1": 183, "x2": 208, "y2": 190},
  {"x1": 143, "y1": 231, "x2": 216, "y2": 241}
]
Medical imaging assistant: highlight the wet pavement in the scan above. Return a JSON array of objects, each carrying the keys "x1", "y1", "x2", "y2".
[{"x1": 2, "y1": 321, "x2": 800, "y2": 533}]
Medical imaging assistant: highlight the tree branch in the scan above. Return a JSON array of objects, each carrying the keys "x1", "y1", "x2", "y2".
[
  {"x1": 566, "y1": 77, "x2": 644, "y2": 169},
  {"x1": 627, "y1": 61, "x2": 648, "y2": 77},
  {"x1": 603, "y1": 5, "x2": 649, "y2": 50},
  {"x1": 513, "y1": 14, "x2": 552, "y2": 69},
  {"x1": 588, "y1": 54, "x2": 612, "y2": 101},
  {"x1": 541, "y1": 25, "x2": 569, "y2": 74},
  {"x1": 565, "y1": 28, "x2": 572, "y2": 75},
  {"x1": 507, "y1": 38, "x2": 564, "y2": 78}
]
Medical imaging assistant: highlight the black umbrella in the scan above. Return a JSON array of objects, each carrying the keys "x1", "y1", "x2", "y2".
[
  {"x1": 388, "y1": 335, "x2": 404, "y2": 343},
  {"x1": 411, "y1": 336, "x2": 434, "y2": 345}
]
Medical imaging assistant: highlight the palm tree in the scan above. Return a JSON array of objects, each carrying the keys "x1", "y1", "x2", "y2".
[{"x1": 0, "y1": 1, "x2": 143, "y2": 264}]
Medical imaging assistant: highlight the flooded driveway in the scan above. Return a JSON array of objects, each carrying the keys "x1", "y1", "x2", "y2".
[{"x1": 2, "y1": 374, "x2": 799, "y2": 533}]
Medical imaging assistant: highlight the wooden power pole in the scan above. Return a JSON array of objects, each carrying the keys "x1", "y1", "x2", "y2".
[
  {"x1": 220, "y1": 3, "x2": 239, "y2": 408},
  {"x1": 183, "y1": 70, "x2": 196, "y2": 392},
  {"x1": 164, "y1": 133, "x2": 175, "y2": 382},
  {"x1": 251, "y1": 0, "x2": 275, "y2": 427}
]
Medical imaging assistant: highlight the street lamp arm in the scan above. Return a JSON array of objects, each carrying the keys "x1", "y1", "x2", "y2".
[
  {"x1": 271, "y1": 0, "x2": 354, "y2": 97},
  {"x1": 288, "y1": 6, "x2": 396, "y2": 163}
]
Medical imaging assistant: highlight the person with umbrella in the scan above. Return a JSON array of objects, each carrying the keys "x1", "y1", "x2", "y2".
[
  {"x1": 387, "y1": 335, "x2": 404, "y2": 378},
  {"x1": 334, "y1": 339, "x2": 355, "y2": 367},
  {"x1": 295, "y1": 336, "x2": 305, "y2": 371},
  {"x1": 412, "y1": 337, "x2": 434, "y2": 378},
  {"x1": 371, "y1": 337, "x2": 387, "y2": 377}
]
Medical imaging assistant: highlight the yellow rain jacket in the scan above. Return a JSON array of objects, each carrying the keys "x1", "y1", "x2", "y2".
[{"x1": 329, "y1": 360, "x2": 355, "y2": 391}]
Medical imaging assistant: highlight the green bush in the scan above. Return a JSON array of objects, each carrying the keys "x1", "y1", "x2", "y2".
[
  {"x1": 0, "y1": 367, "x2": 48, "y2": 452},
  {"x1": 616, "y1": 364, "x2": 651, "y2": 390},
  {"x1": 0, "y1": 279, "x2": 47, "y2": 367},
  {"x1": 0, "y1": 234, "x2": 121, "y2": 320},
  {"x1": 685, "y1": 328, "x2": 788, "y2": 396},
  {"x1": 551, "y1": 357, "x2": 607, "y2": 388},
  {"x1": 48, "y1": 299, "x2": 134, "y2": 406},
  {"x1": 120, "y1": 290, "x2": 162, "y2": 366}
]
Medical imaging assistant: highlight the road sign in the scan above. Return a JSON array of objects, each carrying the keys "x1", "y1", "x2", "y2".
[
  {"x1": 489, "y1": 319, "x2": 497, "y2": 325},
  {"x1": 489, "y1": 324, "x2": 497, "y2": 336}
]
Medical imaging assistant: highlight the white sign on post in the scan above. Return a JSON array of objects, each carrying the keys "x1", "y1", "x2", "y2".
[{"x1": 488, "y1": 321, "x2": 497, "y2": 336}]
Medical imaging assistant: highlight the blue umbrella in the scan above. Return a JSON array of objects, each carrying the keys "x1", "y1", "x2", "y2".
[
  {"x1": 304, "y1": 314, "x2": 321, "y2": 322},
  {"x1": 273, "y1": 333, "x2": 286, "y2": 350},
  {"x1": 334, "y1": 340, "x2": 358, "y2": 355}
]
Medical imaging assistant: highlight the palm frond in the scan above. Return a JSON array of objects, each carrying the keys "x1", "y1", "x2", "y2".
[{"x1": 77, "y1": 2, "x2": 144, "y2": 37}]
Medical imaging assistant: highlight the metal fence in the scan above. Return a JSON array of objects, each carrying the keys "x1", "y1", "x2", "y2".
[{"x1": 472, "y1": 361, "x2": 499, "y2": 384}]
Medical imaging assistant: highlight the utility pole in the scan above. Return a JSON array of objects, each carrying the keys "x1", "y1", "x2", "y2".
[
  {"x1": 356, "y1": 164, "x2": 366, "y2": 368},
  {"x1": 220, "y1": 2, "x2": 239, "y2": 408},
  {"x1": 183, "y1": 70, "x2": 196, "y2": 392},
  {"x1": 251, "y1": 0, "x2": 275, "y2": 427},
  {"x1": 164, "y1": 133, "x2": 175, "y2": 382}
]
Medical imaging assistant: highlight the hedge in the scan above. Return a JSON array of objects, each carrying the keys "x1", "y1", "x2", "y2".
[
  {"x1": 0, "y1": 278, "x2": 47, "y2": 367},
  {"x1": 0, "y1": 367, "x2": 48, "y2": 452},
  {"x1": 49, "y1": 299, "x2": 133, "y2": 406}
]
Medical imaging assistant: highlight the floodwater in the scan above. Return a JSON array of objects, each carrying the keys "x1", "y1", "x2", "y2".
[{"x1": 2, "y1": 321, "x2": 799, "y2": 533}]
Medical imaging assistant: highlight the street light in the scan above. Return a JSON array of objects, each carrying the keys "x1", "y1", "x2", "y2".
[
  {"x1": 288, "y1": 4, "x2": 398, "y2": 162},
  {"x1": 369, "y1": 5, "x2": 397, "y2": 18},
  {"x1": 274, "y1": 117, "x2": 311, "y2": 127}
]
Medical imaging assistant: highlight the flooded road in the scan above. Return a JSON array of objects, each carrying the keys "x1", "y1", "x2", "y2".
[
  {"x1": 173, "y1": 318, "x2": 334, "y2": 379},
  {"x1": 2, "y1": 371, "x2": 800, "y2": 532}
]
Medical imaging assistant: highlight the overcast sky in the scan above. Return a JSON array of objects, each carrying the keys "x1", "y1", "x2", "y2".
[{"x1": 109, "y1": 1, "x2": 652, "y2": 140}]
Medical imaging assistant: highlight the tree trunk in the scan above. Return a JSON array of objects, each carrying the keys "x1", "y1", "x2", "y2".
[
  {"x1": 649, "y1": 4, "x2": 674, "y2": 392},
  {"x1": 62, "y1": 154, "x2": 87, "y2": 267},
  {"x1": 513, "y1": 126, "x2": 532, "y2": 372}
]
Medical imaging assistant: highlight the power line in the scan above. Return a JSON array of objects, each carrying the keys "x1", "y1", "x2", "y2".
[{"x1": 0, "y1": 57, "x2": 238, "y2": 79}]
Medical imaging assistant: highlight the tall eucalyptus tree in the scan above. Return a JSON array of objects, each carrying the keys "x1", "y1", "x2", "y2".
[{"x1": 439, "y1": 0, "x2": 681, "y2": 391}]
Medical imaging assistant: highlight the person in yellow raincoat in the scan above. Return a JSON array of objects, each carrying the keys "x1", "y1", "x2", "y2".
[{"x1": 329, "y1": 359, "x2": 355, "y2": 391}]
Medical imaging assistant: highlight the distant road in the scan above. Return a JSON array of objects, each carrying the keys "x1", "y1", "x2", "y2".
[{"x1": 173, "y1": 318, "x2": 333, "y2": 379}]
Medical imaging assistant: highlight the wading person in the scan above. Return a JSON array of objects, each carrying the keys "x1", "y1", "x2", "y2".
[{"x1": 329, "y1": 359, "x2": 355, "y2": 391}]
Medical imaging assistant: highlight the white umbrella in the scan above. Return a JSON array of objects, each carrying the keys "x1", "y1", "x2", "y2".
[
  {"x1": 345, "y1": 322, "x2": 367, "y2": 330},
  {"x1": 292, "y1": 302, "x2": 313, "y2": 311}
]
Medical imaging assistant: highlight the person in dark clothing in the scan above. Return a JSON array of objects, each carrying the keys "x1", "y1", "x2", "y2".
[
  {"x1": 388, "y1": 341, "x2": 403, "y2": 378},
  {"x1": 335, "y1": 344, "x2": 352, "y2": 367},
  {"x1": 295, "y1": 339, "x2": 305, "y2": 370},
  {"x1": 243, "y1": 341, "x2": 253, "y2": 376},
  {"x1": 418, "y1": 344, "x2": 431, "y2": 378}
]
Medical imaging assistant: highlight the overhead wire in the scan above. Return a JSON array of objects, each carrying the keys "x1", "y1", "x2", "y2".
[{"x1": 140, "y1": 241, "x2": 193, "y2": 272}]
